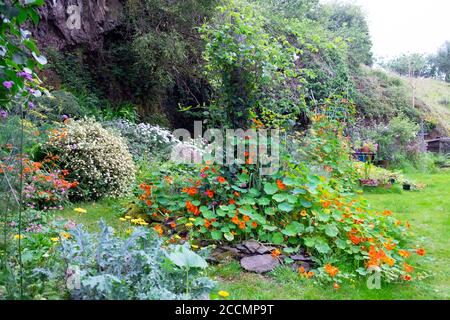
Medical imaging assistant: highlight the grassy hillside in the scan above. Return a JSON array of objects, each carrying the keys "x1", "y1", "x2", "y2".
[{"x1": 405, "y1": 77, "x2": 450, "y2": 135}]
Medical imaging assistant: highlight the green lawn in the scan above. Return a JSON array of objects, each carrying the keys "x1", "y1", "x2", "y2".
[{"x1": 56, "y1": 171, "x2": 450, "y2": 300}]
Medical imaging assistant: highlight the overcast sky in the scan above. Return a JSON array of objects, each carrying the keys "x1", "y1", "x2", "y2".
[{"x1": 321, "y1": 0, "x2": 450, "y2": 59}]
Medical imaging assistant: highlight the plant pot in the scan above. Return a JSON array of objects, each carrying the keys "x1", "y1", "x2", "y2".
[{"x1": 361, "y1": 145, "x2": 371, "y2": 153}]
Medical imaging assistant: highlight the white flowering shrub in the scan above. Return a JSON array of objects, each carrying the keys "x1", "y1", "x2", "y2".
[
  {"x1": 45, "y1": 118, "x2": 136, "y2": 200},
  {"x1": 102, "y1": 119, "x2": 177, "y2": 160}
]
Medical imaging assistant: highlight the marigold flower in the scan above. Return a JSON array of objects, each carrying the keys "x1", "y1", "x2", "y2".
[{"x1": 218, "y1": 290, "x2": 230, "y2": 298}]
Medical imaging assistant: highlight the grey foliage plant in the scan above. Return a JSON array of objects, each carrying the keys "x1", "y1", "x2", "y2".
[{"x1": 58, "y1": 221, "x2": 215, "y2": 300}]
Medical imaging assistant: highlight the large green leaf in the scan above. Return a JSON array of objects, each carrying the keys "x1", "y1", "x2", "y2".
[{"x1": 167, "y1": 245, "x2": 208, "y2": 269}]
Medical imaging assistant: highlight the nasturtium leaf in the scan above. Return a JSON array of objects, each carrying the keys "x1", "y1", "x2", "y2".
[
  {"x1": 287, "y1": 195, "x2": 298, "y2": 204},
  {"x1": 325, "y1": 224, "x2": 339, "y2": 237},
  {"x1": 304, "y1": 237, "x2": 315, "y2": 247},
  {"x1": 265, "y1": 207, "x2": 276, "y2": 216},
  {"x1": 318, "y1": 212, "x2": 330, "y2": 222},
  {"x1": 335, "y1": 239, "x2": 347, "y2": 250},
  {"x1": 314, "y1": 239, "x2": 331, "y2": 254},
  {"x1": 224, "y1": 232, "x2": 234, "y2": 241},
  {"x1": 293, "y1": 188, "x2": 306, "y2": 195},
  {"x1": 211, "y1": 230, "x2": 222, "y2": 240},
  {"x1": 272, "y1": 193, "x2": 287, "y2": 202},
  {"x1": 191, "y1": 200, "x2": 201, "y2": 206},
  {"x1": 282, "y1": 224, "x2": 297, "y2": 236},
  {"x1": 264, "y1": 183, "x2": 278, "y2": 195},
  {"x1": 263, "y1": 225, "x2": 277, "y2": 231},
  {"x1": 278, "y1": 202, "x2": 294, "y2": 212},
  {"x1": 257, "y1": 197, "x2": 270, "y2": 206},
  {"x1": 271, "y1": 232, "x2": 284, "y2": 245},
  {"x1": 300, "y1": 200, "x2": 312, "y2": 208}
]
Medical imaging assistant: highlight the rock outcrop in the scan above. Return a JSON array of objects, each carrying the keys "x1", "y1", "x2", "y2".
[{"x1": 34, "y1": 0, "x2": 123, "y2": 50}]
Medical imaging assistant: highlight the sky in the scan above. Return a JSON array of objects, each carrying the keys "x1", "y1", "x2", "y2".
[{"x1": 321, "y1": 0, "x2": 450, "y2": 59}]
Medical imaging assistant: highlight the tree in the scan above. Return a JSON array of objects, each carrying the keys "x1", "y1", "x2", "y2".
[
  {"x1": 322, "y1": 2, "x2": 373, "y2": 66},
  {"x1": 434, "y1": 41, "x2": 450, "y2": 82}
]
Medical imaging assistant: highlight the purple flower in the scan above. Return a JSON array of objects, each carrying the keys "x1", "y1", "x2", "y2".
[
  {"x1": 62, "y1": 114, "x2": 69, "y2": 121},
  {"x1": 3, "y1": 81, "x2": 13, "y2": 90},
  {"x1": 28, "y1": 102, "x2": 34, "y2": 109},
  {"x1": 0, "y1": 110, "x2": 7, "y2": 119},
  {"x1": 17, "y1": 71, "x2": 33, "y2": 81},
  {"x1": 70, "y1": 144, "x2": 78, "y2": 150}
]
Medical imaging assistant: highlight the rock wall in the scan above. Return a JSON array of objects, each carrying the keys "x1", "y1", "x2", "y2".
[{"x1": 34, "y1": 0, "x2": 123, "y2": 50}]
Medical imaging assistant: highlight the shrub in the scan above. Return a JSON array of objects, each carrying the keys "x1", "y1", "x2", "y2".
[
  {"x1": 102, "y1": 119, "x2": 176, "y2": 161},
  {"x1": 36, "y1": 90, "x2": 87, "y2": 121},
  {"x1": 58, "y1": 221, "x2": 215, "y2": 300},
  {"x1": 45, "y1": 118, "x2": 136, "y2": 200}
]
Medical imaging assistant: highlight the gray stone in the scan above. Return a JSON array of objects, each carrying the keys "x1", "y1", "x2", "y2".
[
  {"x1": 240, "y1": 254, "x2": 280, "y2": 273},
  {"x1": 243, "y1": 240, "x2": 262, "y2": 253}
]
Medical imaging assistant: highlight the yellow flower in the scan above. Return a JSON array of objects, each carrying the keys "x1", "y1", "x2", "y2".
[
  {"x1": 14, "y1": 234, "x2": 24, "y2": 240},
  {"x1": 124, "y1": 215, "x2": 132, "y2": 220},
  {"x1": 188, "y1": 218, "x2": 196, "y2": 222},
  {"x1": 60, "y1": 232, "x2": 71, "y2": 239},
  {"x1": 125, "y1": 228, "x2": 133, "y2": 235},
  {"x1": 218, "y1": 290, "x2": 230, "y2": 298},
  {"x1": 74, "y1": 208, "x2": 87, "y2": 214},
  {"x1": 185, "y1": 222, "x2": 193, "y2": 228},
  {"x1": 191, "y1": 244, "x2": 199, "y2": 249},
  {"x1": 51, "y1": 237, "x2": 59, "y2": 242},
  {"x1": 174, "y1": 234, "x2": 181, "y2": 239},
  {"x1": 324, "y1": 209, "x2": 331, "y2": 214},
  {"x1": 119, "y1": 218, "x2": 127, "y2": 222}
]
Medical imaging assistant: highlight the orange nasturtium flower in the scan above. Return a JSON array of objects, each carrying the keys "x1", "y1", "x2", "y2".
[
  {"x1": 398, "y1": 250, "x2": 410, "y2": 258},
  {"x1": 251, "y1": 221, "x2": 257, "y2": 228},
  {"x1": 154, "y1": 225, "x2": 163, "y2": 236},
  {"x1": 333, "y1": 283, "x2": 340, "y2": 290},
  {"x1": 300, "y1": 210, "x2": 307, "y2": 217},
  {"x1": 170, "y1": 222, "x2": 176, "y2": 229},
  {"x1": 403, "y1": 262, "x2": 414, "y2": 273},
  {"x1": 204, "y1": 219, "x2": 211, "y2": 228},
  {"x1": 276, "y1": 179, "x2": 286, "y2": 190},
  {"x1": 383, "y1": 241, "x2": 396, "y2": 251},
  {"x1": 403, "y1": 274, "x2": 412, "y2": 281},
  {"x1": 271, "y1": 249, "x2": 281, "y2": 258},
  {"x1": 231, "y1": 215, "x2": 240, "y2": 225},
  {"x1": 217, "y1": 176, "x2": 226, "y2": 184},
  {"x1": 324, "y1": 264, "x2": 339, "y2": 277},
  {"x1": 205, "y1": 190, "x2": 214, "y2": 199},
  {"x1": 416, "y1": 248, "x2": 425, "y2": 256},
  {"x1": 242, "y1": 215, "x2": 250, "y2": 222},
  {"x1": 238, "y1": 221, "x2": 246, "y2": 230}
]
